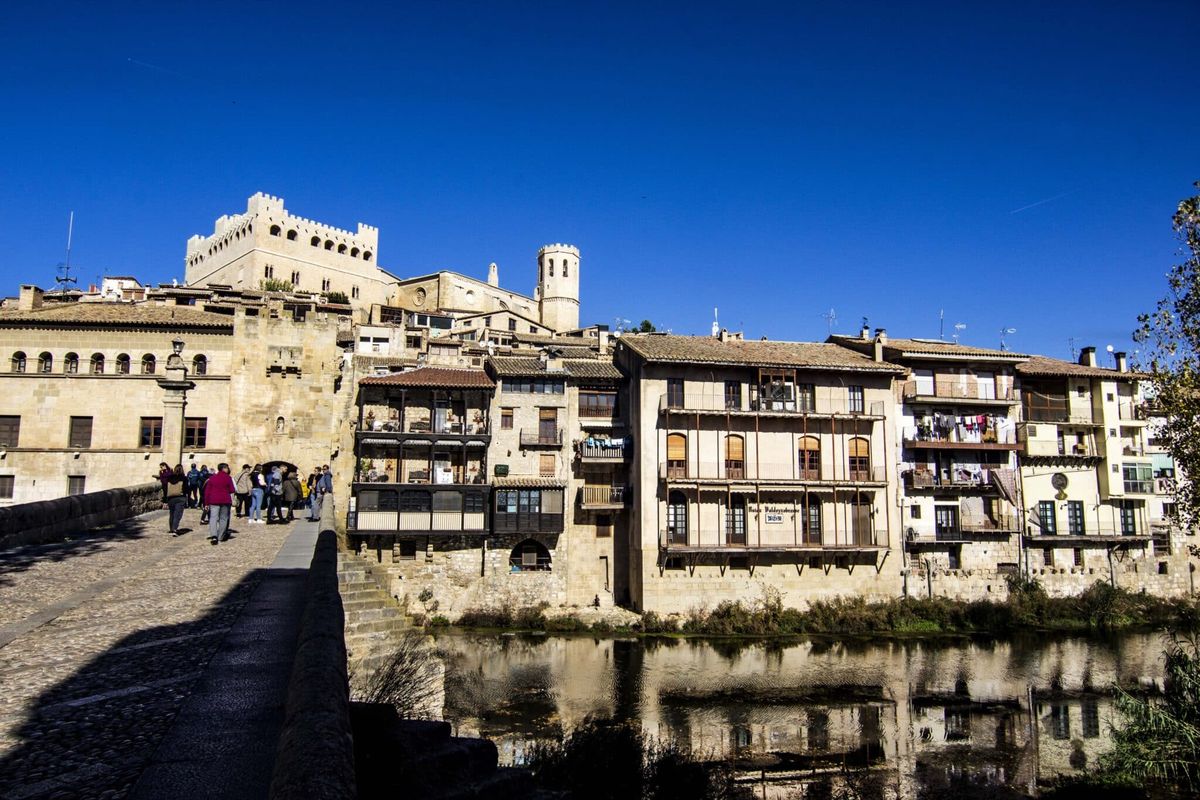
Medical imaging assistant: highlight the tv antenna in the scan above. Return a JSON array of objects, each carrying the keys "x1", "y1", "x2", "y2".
[
  {"x1": 54, "y1": 211, "x2": 79, "y2": 291},
  {"x1": 939, "y1": 309, "x2": 944, "y2": 340},
  {"x1": 821, "y1": 307, "x2": 837, "y2": 335},
  {"x1": 711, "y1": 307, "x2": 719, "y2": 337},
  {"x1": 1068, "y1": 337, "x2": 1078, "y2": 361},
  {"x1": 952, "y1": 323, "x2": 967, "y2": 344},
  {"x1": 999, "y1": 327, "x2": 1017, "y2": 351},
  {"x1": 1106, "y1": 344, "x2": 1115, "y2": 367}
]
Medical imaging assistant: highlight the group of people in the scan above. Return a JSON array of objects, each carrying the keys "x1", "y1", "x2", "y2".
[{"x1": 157, "y1": 462, "x2": 334, "y2": 545}]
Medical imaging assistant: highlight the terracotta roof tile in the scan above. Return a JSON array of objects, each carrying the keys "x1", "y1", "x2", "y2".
[
  {"x1": 492, "y1": 476, "x2": 567, "y2": 488},
  {"x1": 360, "y1": 366, "x2": 495, "y2": 389},
  {"x1": 1017, "y1": 356, "x2": 1140, "y2": 381},
  {"x1": 0, "y1": 302, "x2": 234, "y2": 329},
  {"x1": 488, "y1": 356, "x2": 622, "y2": 380},
  {"x1": 828, "y1": 334, "x2": 1028, "y2": 360},
  {"x1": 618, "y1": 334, "x2": 905, "y2": 373}
]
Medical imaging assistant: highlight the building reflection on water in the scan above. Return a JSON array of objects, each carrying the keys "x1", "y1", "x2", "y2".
[{"x1": 435, "y1": 632, "x2": 1167, "y2": 798}]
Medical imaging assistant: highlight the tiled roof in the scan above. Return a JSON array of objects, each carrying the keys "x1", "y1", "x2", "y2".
[
  {"x1": 1017, "y1": 356, "x2": 1139, "y2": 381},
  {"x1": 828, "y1": 334, "x2": 1028, "y2": 360},
  {"x1": 492, "y1": 476, "x2": 567, "y2": 488},
  {"x1": 0, "y1": 302, "x2": 234, "y2": 329},
  {"x1": 488, "y1": 356, "x2": 622, "y2": 381},
  {"x1": 618, "y1": 334, "x2": 905, "y2": 373},
  {"x1": 359, "y1": 366, "x2": 495, "y2": 389}
]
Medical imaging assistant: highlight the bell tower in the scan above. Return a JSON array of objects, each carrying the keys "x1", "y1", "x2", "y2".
[{"x1": 537, "y1": 243, "x2": 580, "y2": 332}]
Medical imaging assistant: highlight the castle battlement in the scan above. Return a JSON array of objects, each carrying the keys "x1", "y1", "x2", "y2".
[{"x1": 538, "y1": 243, "x2": 580, "y2": 255}]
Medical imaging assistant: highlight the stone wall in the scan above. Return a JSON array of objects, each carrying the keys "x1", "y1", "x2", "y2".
[{"x1": 0, "y1": 481, "x2": 162, "y2": 549}]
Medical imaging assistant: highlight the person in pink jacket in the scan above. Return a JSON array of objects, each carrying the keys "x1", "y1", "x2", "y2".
[{"x1": 202, "y1": 463, "x2": 237, "y2": 545}]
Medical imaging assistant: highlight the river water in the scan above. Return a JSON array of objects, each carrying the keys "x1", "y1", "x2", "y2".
[{"x1": 433, "y1": 631, "x2": 1169, "y2": 798}]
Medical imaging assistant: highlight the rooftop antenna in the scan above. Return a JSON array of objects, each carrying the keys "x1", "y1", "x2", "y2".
[
  {"x1": 711, "y1": 307, "x2": 719, "y2": 337},
  {"x1": 952, "y1": 323, "x2": 967, "y2": 344},
  {"x1": 1106, "y1": 344, "x2": 1115, "y2": 367},
  {"x1": 939, "y1": 309, "x2": 944, "y2": 340},
  {"x1": 1068, "y1": 337, "x2": 1078, "y2": 361},
  {"x1": 54, "y1": 211, "x2": 79, "y2": 291},
  {"x1": 999, "y1": 326, "x2": 1017, "y2": 351},
  {"x1": 821, "y1": 307, "x2": 837, "y2": 335}
]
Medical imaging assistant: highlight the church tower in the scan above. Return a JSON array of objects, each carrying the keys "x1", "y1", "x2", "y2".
[{"x1": 537, "y1": 243, "x2": 580, "y2": 332}]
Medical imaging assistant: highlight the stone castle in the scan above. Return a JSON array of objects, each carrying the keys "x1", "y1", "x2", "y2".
[{"x1": 1, "y1": 192, "x2": 1195, "y2": 615}]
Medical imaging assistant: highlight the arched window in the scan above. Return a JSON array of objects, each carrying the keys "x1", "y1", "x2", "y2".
[
  {"x1": 324, "y1": 239, "x2": 334, "y2": 250},
  {"x1": 269, "y1": 224, "x2": 281, "y2": 236},
  {"x1": 141, "y1": 354, "x2": 156, "y2": 375},
  {"x1": 276, "y1": 415, "x2": 286, "y2": 434},
  {"x1": 799, "y1": 436, "x2": 821, "y2": 480},
  {"x1": 509, "y1": 539, "x2": 551, "y2": 572},
  {"x1": 90, "y1": 353, "x2": 104, "y2": 374},
  {"x1": 337, "y1": 243, "x2": 347, "y2": 254},
  {"x1": 363, "y1": 251, "x2": 373, "y2": 262},
  {"x1": 192, "y1": 355, "x2": 207, "y2": 375},
  {"x1": 725, "y1": 434, "x2": 745, "y2": 479},
  {"x1": 350, "y1": 247, "x2": 360, "y2": 257},
  {"x1": 116, "y1": 354, "x2": 131, "y2": 375},
  {"x1": 848, "y1": 437, "x2": 870, "y2": 481},
  {"x1": 311, "y1": 235, "x2": 321, "y2": 247},
  {"x1": 667, "y1": 490, "x2": 688, "y2": 545},
  {"x1": 286, "y1": 229, "x2": 297, "y2": 241},
  {"x1": 63, "y1": 353, "x2": 79, "y2": 374},
  {"x1": 11, "y1": 351, "x2": 26, "y2": 373},
  {"x1": 666, "y1": 432, "x2": 687, "y2": 478},
  {"x1": 38, "y1": 352, "x2": 52, "y2": 373}
]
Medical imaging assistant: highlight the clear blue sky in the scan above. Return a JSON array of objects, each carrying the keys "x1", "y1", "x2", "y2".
[{"x1": 2, "y1": 1, "x2": 1197, "y2": 361}]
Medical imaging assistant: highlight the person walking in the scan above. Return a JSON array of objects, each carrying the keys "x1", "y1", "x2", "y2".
[
  {"x1": 282, "y1": 470, "x2": 302, "y2": 522},
  {"x1": 202, "y1": 463, "x2": 236, "y2": 544},
  {"x1": 248, "y1": 464, "x2": 266, "y2": 524},
  {"x1": 163, "y1": 464, "x2": 187, "y2": 536},
  {"x1": 310, "y1": 464, "x2": 332, "y2": 522},
  {"x1": 265, "y1": 465, "x2": 284, "y2": 524},
  {"x1": 305, "y1": 467, "x2": 320, "y2": 521},
  {"x1": 234, "y1": 464, "x2": 252, "y2": 517},
  {"x1": 185, "y1": 464, "x2": 201, "y2": 508}
]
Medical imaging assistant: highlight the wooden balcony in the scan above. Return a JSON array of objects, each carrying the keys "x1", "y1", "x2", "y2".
[
  {"x1": 901, "y1": 381, "x2": 1019, "y2": 406},
  {"x1": 348, "y1": 483, "x2": 491, "y2": 535},
  {"x1": 578, "y1": 439, "x2": 627, "y2": 463},
  {"x1": 520, "y1": 429, "x2": 563, "y2": 447},
  {"x1": 580, "y1": 485, "x2": 626, "y2": 509},
  {"x1": 660, "y1": 462, "x2": 887, "y2": 487},
  {"x1": 659, "y1": 393, "x2": 885, "y2": 420}
]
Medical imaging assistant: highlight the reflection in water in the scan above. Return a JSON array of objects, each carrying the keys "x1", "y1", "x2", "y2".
[{"x1": 435, "y1": 632, "x2": 1167, "y2": 798}]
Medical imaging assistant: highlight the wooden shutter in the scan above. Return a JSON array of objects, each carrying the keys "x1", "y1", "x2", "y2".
[
  {"x1": 848, "y1": 437, "x2": 870, "y2": 458},
  {"x1": 667, "y1": 433, "x2": 687, "y2": 461},
  {"x1": 726, "y1": 435, "x2": 744, "y2": 461},
  {"x1": 799, "y1": 435, "x2": 819, "y2": 452}
]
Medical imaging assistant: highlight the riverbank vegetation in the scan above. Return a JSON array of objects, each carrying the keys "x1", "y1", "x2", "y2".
[{"x1": 442, "y1": 578, "x2": 1198, "y2": 638}]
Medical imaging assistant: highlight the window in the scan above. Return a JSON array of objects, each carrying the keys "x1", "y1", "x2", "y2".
[
  {"x1": 726, "y1": 495, "x2": 746, "y2": 545},
  {"x1": 192, "y1": 355, "x2": 207, "y2": 375},
  {"x1": 64, "y1": 352, "x2": 79, "y2": 374},
  {"x1": 400, "y1": 490, "x2": 432, "y2": 512},
  {"x1": 666, "y1": 378, "x2": 684, "y2": 409},
  {"x1": 510, "y1": 539, "x2": 551, "y2": 571},
  {"x1": 548, "y1": 259, "x2": 554, "y2": 277},
  {"x1": 1043, "y1": 548, "x2": 1054, "y2": 566},
  {"x1": 351, "y1": 286, "x2": 359, "y2": 299},
  {"x1": 1120, "y1": 501, "x2": 1138, "y2": 535},
  {"x1": 0, "y1": 416, "x2": 20, "y2": 447},
  {"x1": 797, "y1": 383, "x2": 816, "y2": 412},
  {"x1": 935, "y1": 506, "x2": 960, "y2": 539},
  {"x1": 321, "y1": 278, "x2": 331, "y2": 292},
  {"x1": 68, "y1": 416, "x2": 93, "y2": 448},
  {"x1": 397, "y1": 539, "x2": 417, "y2": 560},
  {"x1": 799, "y1": 436, "x2": 820, "y2": 479},
  {"x1": 11, "y1": 351, "x2": 25, "y2": 373},
  {"x1": 139, "y1": 417, "x2": 163, "y2": 448},
  {"x1": 0, "y1": 475, "x2": 12, "y2": 499},
  {"x1": 116, "y1": 354, "x2": 130, "y2": 374},
  {"x1": 508, "y1": 318, "x2": 517, "y2": 331},
  {"x1": 948, "y1": 545, "x2": 962, "y2": 570},
  {"x1": 68, "y1": 475, "x2": 86, "y2": 496},
  {"x1": 596, "y1": 514, "x2": 612, "y2": 538},
  {"x1": 1082, "y1": 699, "x2": 1100, "y2": 738},
  {"x1": 38, "y1": 352, "x2": 52, "y2": 373},
  {"x1": 464, "y1": 492, "x2": 485, "y2": 514},
  {"x1": 1038, "y1": 501, "x2": 1057, "y2": 534},
  {"x1": 264, "y1": 264, "x2": 275, "y2": 279},
  {"x1": 538, "y1": 408, "x2": 559, "y2": 443},
  {"x1": 270, "y1": 224, "x2": 281, "y2": 236},
  {"x1": 290, "y1": 270, "x2": 301, "y2": 285},
  {"x1": 184, "y1": 417, "x2": 208, "y2": 449},
  {"x1": 501, "y1": 378, "x2": 565, "y2": 394},
  {"x1": 579, "y1": 391, "x2": 616, "y2": 417},
  {"x1": 563, "y1": 260, "x2": 569, "y2": 277},
  {"x1": 324, "y1": 240, "x2": 334, "y2": 250},
  {"x1": 848, "y1": 437, "x2": 870, "y2": 481},
  {"x1": 1051, "y1": 705, "x2": 1070, "y2": 740},
  {"x1": 1067, "y1": 501, "x2": 1084, "y2": 535},
  {"x1": 725, "y1": 434, "x2": 745, "y2": 479},
  {"x1": 724, "y1": 380, "x2": 741, "y2": 410},
  {"x1": 851, "y1": 499, "x2": 873, "y2": 545},
  {"x1": 539, "y1": 454, "x2": 556, "y2": 477},
  {"x1": 759, "y1": 371, "x2": 795, "y2": 410},
  {"x1": 406, "y1": 335, "x2": 422, "y2": 350},
  {"x1": 802, "y1": 498, "x2": 822, "y2": 544},
  {"x1": 1123, "y1": 463, "x2": 1153, "y2": 494},
  {"x1": 311, "y1": 235, "x2": 321, "y2": 247},
  {"x1": 286, "y1": 229, "x2": 297, "y2": 241},
  {"x1": 141, "y1": 354, "x2": 156, "y2": 375},
  {"x1": 1073, "y1": 548, "x2": 1083, "y2": 568},
  {"x1": 500, "y1": 409, "x2": 513, "y2": 430},
  {"x1": 666, "y1": 433, "x2": 687, "y2": 478},
  {"x1": 667, "y1": 490, "x2": 688, "y2": 544},
  {"x1": 90, "y1": 353, "x2": 104, "y2": 374},
  {"x1": 848, "y1": 385, "x2": 864, "y2": 414}
]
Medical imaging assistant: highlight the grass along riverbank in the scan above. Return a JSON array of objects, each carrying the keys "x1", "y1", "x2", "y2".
[{"x1": 434, "y1": 578, "x2": 1199, "y2": 638}]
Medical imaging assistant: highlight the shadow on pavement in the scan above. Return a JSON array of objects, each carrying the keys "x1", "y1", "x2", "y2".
[{"x1": 0, "y1": 514, "x2": 165, "y2": 586}]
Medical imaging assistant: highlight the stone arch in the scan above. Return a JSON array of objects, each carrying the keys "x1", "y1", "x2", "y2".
[
  {"x1": 509, "y1": 538, "x2": 551, "y2": 572},
  {"x1": 11, "y1": 351, "x2": 26, "y2": 373},
  {"x1": 286, "y1": 229, "x2": 297, "y2": 241},
  {"x1": 192, "y1": 354, "x2": 207, "y2": 375},
  {"x1": 116, "y1": 354, "x2": 131, "y2": 374},
  {"x1": 90, "y1": 353, "x2": 105, "y2": 374},
  {"x1": 269, "y1": 224, "x2": 281, "y2": 236},
  {"x1": 350, "y1": 247, "x2": 360, "y2": 257},
  {"x1": 141, "y1": 354, "x2": 156, "y2": 375},
  {"x1": 337, "y1": 243, "x2": 347, "y2": 254},
  {"x1": 363, "y1": 251, "x2": 373, "y2": 262},
  {"x1": 37, "y1": 352, "x2": 52, "y2": 373},
  {"x1": 311, "y1": 236, "x2": 321, "y2": 247},
  {"x1": 63, "y1": 353, "x2": 79, "y2": 374},
  {"x1": 324, "y1": 239, "x2": 334, "y2": 250}
]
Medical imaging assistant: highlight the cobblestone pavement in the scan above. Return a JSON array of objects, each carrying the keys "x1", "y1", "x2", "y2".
[{"x1": 0, "y1": 508, "x2": 297, "y2": 800}]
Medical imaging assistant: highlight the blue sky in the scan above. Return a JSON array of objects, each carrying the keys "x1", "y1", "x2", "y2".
[{"x1": 2, "y1": 1, "x2": 1196, "y2": 361}]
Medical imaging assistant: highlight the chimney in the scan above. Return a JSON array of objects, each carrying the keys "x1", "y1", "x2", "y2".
[
  {"x1": 1079, "y1": 346, "x2": 1096, "y2": 367},
  {"x1": 18, "y1": 285, "x2": 43, "y2": 311},
  {"x1": 487, "y1": 262, "x2": 499, "y2": 287},
  {"x1": 860, "y1": 323, "x2": 870, "y2": 340},
  {"x1": 1115, "y1": 351, "x2": 1128, "y2": 373},
  {"x1": 719, "y1": 328, "x2": 730, "y2": 343},
  {"x1": 874, "y1": 328, "x2": 887, "y2": 345}
]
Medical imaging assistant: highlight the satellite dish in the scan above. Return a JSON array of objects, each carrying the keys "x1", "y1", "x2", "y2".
[{"x1": 1106, "y1": 345, "x2": 1114, "y2": 353}]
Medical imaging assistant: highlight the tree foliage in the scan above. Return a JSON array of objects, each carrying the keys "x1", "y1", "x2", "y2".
[
  {"x1": 1134, "y1": 181, "x2": 1200, "y2": 526},
  {"x1": 259, "y1": 277, "x2": 294, "y2": 292}
]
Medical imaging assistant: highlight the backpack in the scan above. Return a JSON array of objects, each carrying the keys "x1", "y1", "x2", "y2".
[{"x1": 270, "y1": 473, "x2": 283, "y2": 495}]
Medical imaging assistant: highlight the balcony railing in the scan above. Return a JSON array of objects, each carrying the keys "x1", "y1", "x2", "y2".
[
  {"x1": 1123, "y1": 480, "x2": 1154, "y2": 495},
  {"x1": 578, "y1": 440, "x2": 628, "y2": 461},
  {"x1": 661, "y1": 528, "x2": 885, "y2": 549},
  {"x1": 360, "y1": 418, "x2": 490, "y2": 435},
  {"x1": 904, "y1": 470, "x2": 997, "y2": 490},
  {"x1": 580, "y1": 485, "x2": 626, "y2": 507},
  {"x1": 901, "y1": 381, "x2": 1018, "y2": 403},
  {"x1": 903, "y1": 427, "x2": 1018, "y2": 447},
  {"x1": 660, "y1": 392, "x2": 885, "y2": 417},
  {"x1": 1117, "y1": 400, "x2": 1147, "y2": 421},
  {"x1": 660, "y1": 462, "x2": 887, "y2": 484},
  {"x1": 520, "y1": 429, "x2": 563, "y2": 447}
]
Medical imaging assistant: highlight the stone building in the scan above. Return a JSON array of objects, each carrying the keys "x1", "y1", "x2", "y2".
[
  {"x1": 614, "y1": 331, "x2": 909, "y2": 614},
  {"x1": 0, "y1": 284, "x2": 349, "y2": 505},
  {"x1": 185, "y1": 193, "x2": 395, "y2": 308}
]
